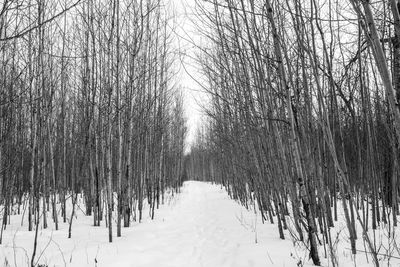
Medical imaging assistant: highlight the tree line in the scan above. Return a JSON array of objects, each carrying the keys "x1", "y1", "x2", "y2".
[
  {"x1": 186, "y1": 0, "x2": 400, "y2": 266},
  {"x1": 0, "y1": 0, "x2": 187, "y2": 250}
]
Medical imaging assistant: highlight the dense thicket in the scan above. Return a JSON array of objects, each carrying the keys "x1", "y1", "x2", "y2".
[
  {"x1": 186, "y1": 0, "x2": 400, "y2": 266},
  {"x1": 0, "y1": 0, "x2": 186, "y2": 247}
]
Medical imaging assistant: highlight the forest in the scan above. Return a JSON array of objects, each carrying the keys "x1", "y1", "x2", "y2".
[
  {"x1": 1, "y1": 0, "x2": 400, "y2": 266},
  {"x1": 186, "y1": 0, "x2": 400, "y2": 266},
  {"x1": 0, "y1": 0, "x2": 187, "y2": 263}
]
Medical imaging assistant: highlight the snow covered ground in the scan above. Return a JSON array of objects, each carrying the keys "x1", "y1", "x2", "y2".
[{"x1": 1, "y1": 181, "x2": 400, "y2": 266}]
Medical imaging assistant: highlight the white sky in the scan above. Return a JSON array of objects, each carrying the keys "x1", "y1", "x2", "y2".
[{"x1": 168, "y1": 0, "x2": 207, "y2": 152}]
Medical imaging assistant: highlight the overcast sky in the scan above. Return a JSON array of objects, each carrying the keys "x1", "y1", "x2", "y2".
[{"x1": 168, "y1": 0, "x2": 207, "y2": 152}]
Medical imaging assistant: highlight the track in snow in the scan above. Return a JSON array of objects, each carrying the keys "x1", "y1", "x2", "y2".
[{"x1": 1, "y1": 181, "x2": 304, "y2": 267}]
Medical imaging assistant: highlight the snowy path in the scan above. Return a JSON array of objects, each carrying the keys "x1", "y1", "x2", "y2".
[
  {"x1": 2, "y1": 181, "x2": 303, "y2": 267},
  {"x1": 92, "y1": 181, "x2": 299, "y2": 267}
]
